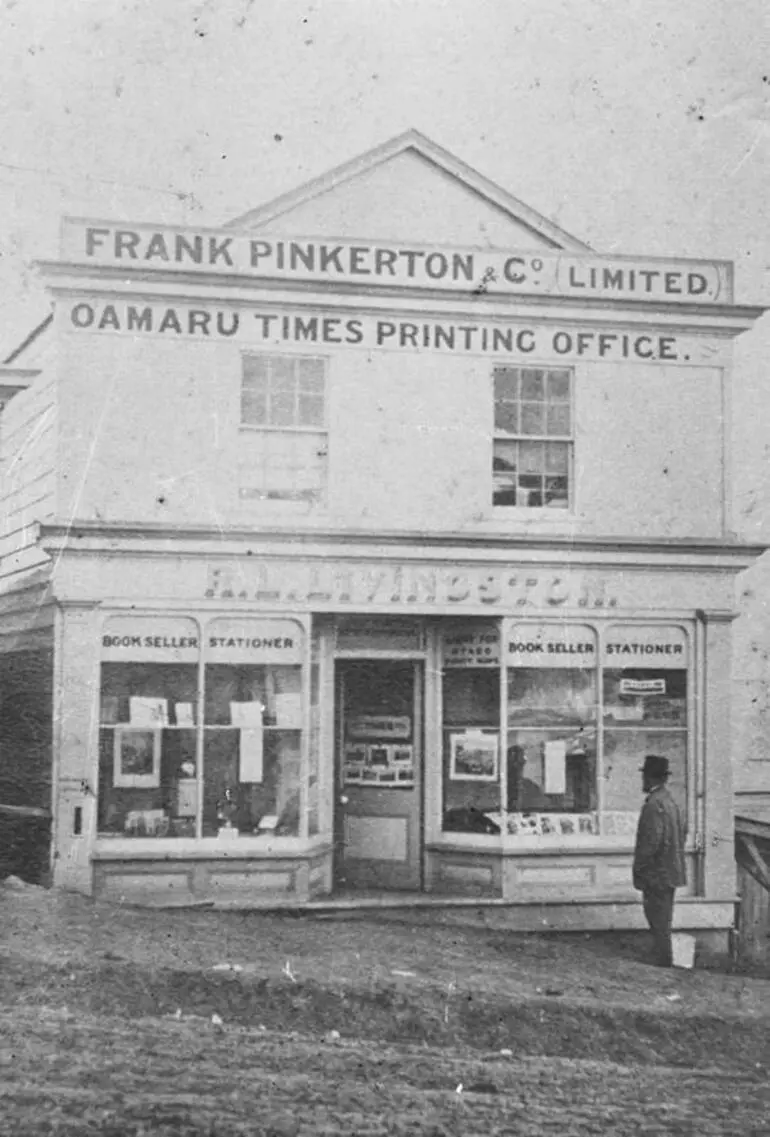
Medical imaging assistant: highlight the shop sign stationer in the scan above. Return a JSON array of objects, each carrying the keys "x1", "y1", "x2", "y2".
[
  {"x1": 101, "y1": 615, "x2": 304, "y2": 663},
  {"x1": 62, "y1": 219, "x2": 731, "y2": 304}
]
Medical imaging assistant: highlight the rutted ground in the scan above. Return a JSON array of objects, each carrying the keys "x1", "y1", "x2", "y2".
[
  {"x1": 1, "y1": 882, "x2": 769, "y2": 1135},
  {"x1": 2, "y1": 1008, "x2": 769, "y2": 1136}
]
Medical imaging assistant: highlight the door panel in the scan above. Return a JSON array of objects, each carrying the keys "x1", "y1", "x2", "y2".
[{"x1": 334, "y1": 660, "x2": 422, "y2": 891}]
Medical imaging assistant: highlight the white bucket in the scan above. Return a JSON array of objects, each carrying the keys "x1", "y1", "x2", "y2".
[{"x1": 671, "y1": 933, "x2": 696, "y2": 969}]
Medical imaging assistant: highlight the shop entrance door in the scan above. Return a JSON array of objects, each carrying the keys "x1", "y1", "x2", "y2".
[{"x1": 334, "y1": 660, "x2": 423, "y2": 891}]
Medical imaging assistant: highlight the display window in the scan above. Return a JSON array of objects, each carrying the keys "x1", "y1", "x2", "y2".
[
  {"x1": 97, "y1": 615, "x2": 307, "y2": 842},
  {"x1": 441, "y1": 621, "x2": 502, "y2": 834},
  {"x1": 438, "y1": 619, "x2": 690, "y2": 847},
  {"x1": 505, "y1": 624, "x2": 598, "y2": 841},
  {"x1": 601, "y1": 626, "x2": 688, "y2": 827}
]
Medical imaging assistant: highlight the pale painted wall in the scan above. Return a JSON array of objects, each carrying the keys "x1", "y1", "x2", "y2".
[
  {"x1": 240, "y1": 151, "x2": 557, "y2": 250},
  {"x1": 0, "y1": 335, "x2": 57, "y2": 578},
  {"x1": 56, "y1": 324, "x2": 725, "y2": 539},
  {"x1": 574, "y1": 362, "x2": 724, "y2": 537}
]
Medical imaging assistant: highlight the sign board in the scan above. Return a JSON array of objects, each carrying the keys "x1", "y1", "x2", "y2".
[
  {"x1": 205, "y1": 618, "x2": 304, "y2": 664},
  {"x1": 602, "y1": 626, "x2": 688, "y2": 668},
  {"x1": 101, "y1": 616, "x2": 200, "y2": 662},
  {"x1": 619, "y1": 678, "x2": 667, "y2": 696},
  {"x1": 205, "y1": 562, "x2": 618, "y2": 612},
  {"x1": 507, "y1": 624, "x2": 597, "y2": 667},
  {"x1": 442, "y1": 623, "x2": 500, "y2": 668},
  {"x1": 62, "y1": 298, "x2": 726, "y2": 365},
  {"x1": 347, "y1": 715, "x2": 411, "y2": 740},
  {"x1": 61, "y1": 218, "x2": 732, "y2": 304}
]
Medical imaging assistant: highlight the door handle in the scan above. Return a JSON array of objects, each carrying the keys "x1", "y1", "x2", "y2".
[{"x1": 339, "y1": 795, "x2": 349, "y2": 805}]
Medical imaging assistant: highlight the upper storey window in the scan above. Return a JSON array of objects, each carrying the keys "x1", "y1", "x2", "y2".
[
  {"x1": 239, "y1": 354, "x2": 327, "y2": 503},
  {"x1": 492, "y1": 366, "x2": 572, "y2": 509}
]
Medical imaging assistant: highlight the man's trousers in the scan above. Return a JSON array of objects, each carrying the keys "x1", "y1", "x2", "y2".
[{"x1": 642, "y1": 886, "x2": 676, "y2": 966}]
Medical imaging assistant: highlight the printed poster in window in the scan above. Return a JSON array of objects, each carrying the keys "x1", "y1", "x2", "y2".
[
  {"x1": 114, "y1": 728, "x2": 161, "y2": 788},
  {"x1": 450, "y1": 731, "x2": 498, "y2": 782}
]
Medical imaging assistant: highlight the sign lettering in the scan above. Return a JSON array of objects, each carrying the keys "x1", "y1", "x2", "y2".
[
  {"x1": 65, "y1": 300, "x2": 724, "y2": 365},
  {"x1": 62, "y1": 219, "x2": 730, "y2": 304},
  {"x1": 205, "y1": 562, "x2": 618, "y2": 611}
]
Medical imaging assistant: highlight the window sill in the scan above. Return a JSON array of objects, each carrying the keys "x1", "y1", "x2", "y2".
[
  {"x1": 489, "y1": 507, "x2": 575, "y2": 520},
  {"x1": 93, "y1": 835, "x2": 332, "y2": 859},
  {"x1": 428, "y1": 837, "x2": 698, "y2": 856}
]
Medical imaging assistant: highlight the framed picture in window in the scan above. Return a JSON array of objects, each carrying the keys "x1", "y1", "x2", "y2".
[
  {"x1": 449, "y1": 731, "x2": 498, "y2": 782},
  {"x1": 113, "y1": 727, "x2": 162, "y2": 788}
]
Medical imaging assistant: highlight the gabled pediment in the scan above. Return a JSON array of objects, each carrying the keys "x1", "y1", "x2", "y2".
[{"x1": 227, "y1": 129, "x2": 590, "y2": 253}]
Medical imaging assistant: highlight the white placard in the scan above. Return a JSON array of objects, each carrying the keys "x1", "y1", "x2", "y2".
[
  {"x1": 176, "y1": 779, "x2": 198, "y2": 818},
  {"x1": 230, "y1": 701, "x2": 264, "y2": 728},
  {"x1": 175, "y1": 702, "x2": 195, "y2": 727},
  {"x1": 239, "y1": 727, "x2": 264, "y2": 783},
  {"x1": 544, "y1": 740, "x2": 567, "y2": 795},
  {"x1": 129, "y1": 696, "x2": 168, "y2": 727},
  {"x1": 619, "y1": 678, "x2": 667, "y2": 696}
]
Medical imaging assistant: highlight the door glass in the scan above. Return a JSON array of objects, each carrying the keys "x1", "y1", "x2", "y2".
[{"x1": 341, "y1": 662, "x2": 416, "y2": 788}]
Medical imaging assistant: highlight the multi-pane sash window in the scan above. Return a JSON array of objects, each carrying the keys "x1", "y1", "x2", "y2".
[
  {"x1": 493, "y1": 366, "x2": 572, "y2": 508},
  {"x1": 239, "y1": 354, "x2": 327, "y2": 502}
]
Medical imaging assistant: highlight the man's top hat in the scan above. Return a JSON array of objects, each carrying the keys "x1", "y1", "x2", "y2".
[{"x1": 640, "y1": 754, "x2": 670, "y2": 781}]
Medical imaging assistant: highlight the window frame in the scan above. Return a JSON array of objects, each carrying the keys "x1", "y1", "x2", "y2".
[
  {"x1": 239, "y1": 352, "x2": 329, "y2": 505},
  {"x1": 95, "y1": 615, "x2": 317, "y2": 851},
  {"x1": 434, "y1": 618, "x2": 694, "y2": 852},
  {"x1": 491, "y1": 363, "x2": 575, "y2": 513}
]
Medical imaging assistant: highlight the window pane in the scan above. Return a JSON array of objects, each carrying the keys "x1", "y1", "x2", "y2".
[
  {"x1": 298, "y1": 357, "x2": 324, "y2": 392},
  {"x1": 493, "y1": 440, "x2": 517, "y2": 472},
  {"x1": 547, "y1": 404, "x2": 571, "y2": 435},
  {"x1": 519, "y1": 441, "x2": 545, "y2": 473},
  {"x1": 604, "y1": 669, "x2": 687, "y2": 728},
  {"x1": 547, "y1": 370, "x2": 571, "y2": 400},
  {"x1": 506, "y1": 729, "x2": 597, "y2": 815},
  {"x1": 269, "y1": 389, "x2": 296, "y2": 427},
  {"x1": 545, "y1": 442, "x2": 569, "y2": 473},
  {"x1": 97, "y1": 663, "x2": 199, "y2": 839},
  {"x1": 493, "y1": 482, "x2": 518, "y2": 506},
  {"x1": 521, "y1": 403, "x2": 545, "y2": 435},
  {"x1": 518, "y1": 474, "x2": 543, "y2": 507},
  {"x1": 494, "y1": 401, "x2": 519, "y2": 434},
  {"x1": 298, "y1": 393, "x2": 325, "y2": 427},
  {"x1": 544, "y1": 476, "x2": 569, "y2": 507},
  {"x1": 241, "y1": 391, "x2": 267, "y2": 425},
  {"x1": 507, "y1": 626, "x2": 597, "y2": 723},
  {"x1": 505, "y1": 625, "x2": 598, "y2": 828},
  {"x1": 203, "y1": 663, "x2": 302, "y2": 837},
  {"x1": 441, "y1": 663, "x2": 501, "y2": 836},
  {"x1": 243, "y1": 356, "x2": 268, "y2": 388},
  {"x1": 602, "y1": 627, "x2": 688, "y2": 728},
  {"x1": 520, "y1": 369, "x2": 544, "y2": 400},
  {"x1": 494, "y1": 367, "x2": 519, "y2": 401},
  {"x1": 270, "y1": 357, "x2": 295, "y2": 387},
  {"x1": 603, "y1": 730, "x2": 687, "y2": 824}
]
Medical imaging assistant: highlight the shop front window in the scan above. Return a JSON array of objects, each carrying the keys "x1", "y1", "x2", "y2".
[
  {"x1": 97, "y1": 615, "x2": 307, "y2": 842},
  {"x1": 98, "y1": 617, "x2": 200, "y2": 839},
  {"x1": 601, "y1": 626, "x2": 688, "y2": 836},
  {"x1": 506, "y1": 625, "x2": 598, "y2": 840},
  {"x1": 441, "y1": 621, "x2": 501, "y2": 835}
]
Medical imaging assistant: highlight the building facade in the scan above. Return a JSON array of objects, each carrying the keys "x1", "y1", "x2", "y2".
[{"x1": 0, "y1": 131, "x2": 765, "y2": 940}]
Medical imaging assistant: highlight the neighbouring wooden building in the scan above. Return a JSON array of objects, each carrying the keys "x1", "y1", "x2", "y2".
[{"x1": 0, "y1": 131, "x2": 766, "y2": 946}]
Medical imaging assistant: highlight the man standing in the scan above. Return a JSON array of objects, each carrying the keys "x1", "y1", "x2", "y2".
[{"x1": 633, "y1": 755, "x2": 687, "y2": 967}]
